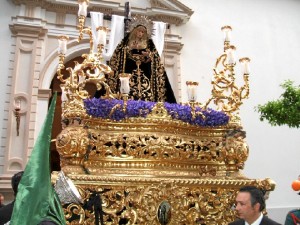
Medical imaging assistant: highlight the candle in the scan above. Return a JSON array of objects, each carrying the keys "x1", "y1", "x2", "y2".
[
  {"x1": 96, "y1": 27, "x2": 107, "y2": 46},
  {"x1": 226, "y1": 46, "x2": 236, "y2": 65},
  {"x1": 186, "y1": 81, "x2": 199, "y2": 102},
  {"x1": 239, "y1": 57, "x2": 251, "y2": 74},
  {"x1": 78, "y1": 1, "x2": 88, "y2": 17},
  {"x1": 58, "y1": 36, "x2": 69, "y2": 54},
  {"x1": 221, "y1": 25, "x2": 232, "y2": 42},
  {"x1": 119, "y1": 74, "x2": 131, "y2": 94},
  {"x1": 61, "y1": 86, "x2": 67, "y2": 102},
  {"x1": 224, "y1": 30, "x2": 231, "y2": 42}
]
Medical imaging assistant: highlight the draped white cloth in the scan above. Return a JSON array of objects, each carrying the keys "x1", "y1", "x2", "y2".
[
  {"x1": 90, "y1": 12, "x2": 166, "y2": 60},
  {"x1": 152, "y1": 21, "x2": 167, "y2": 56},
  {"x1": 90, "y1": 12, "x2": 125, "y2": 61},
  {"x1": 90, "y1": 12, "x2": 104, "y2": 53},
  {"x1": 103, "y1": 15, "x2": 124, "y2": 61}
]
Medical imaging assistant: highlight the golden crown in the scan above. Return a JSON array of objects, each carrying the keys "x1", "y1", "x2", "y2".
[{"x1": 128, "y1": 15, "x2": 153, "y2": 37}]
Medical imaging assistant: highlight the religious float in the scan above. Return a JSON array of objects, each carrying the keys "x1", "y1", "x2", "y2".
[{"x1": 53, "y1": 1, "x2": 275, "y2": 225}]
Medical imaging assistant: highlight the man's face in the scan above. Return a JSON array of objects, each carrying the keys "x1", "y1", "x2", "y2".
[{"x1": 235, "y1": 192, "x2": 260, "y2": 223}]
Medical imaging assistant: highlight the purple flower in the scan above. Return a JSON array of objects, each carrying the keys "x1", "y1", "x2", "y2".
[{"x1": 84, "y1": 98, "x2": 229, "y2": 126}]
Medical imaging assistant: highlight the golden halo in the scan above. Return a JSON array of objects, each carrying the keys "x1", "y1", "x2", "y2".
[{"x1": 128, "y1": 15, "x2": 153, "y2": 37}]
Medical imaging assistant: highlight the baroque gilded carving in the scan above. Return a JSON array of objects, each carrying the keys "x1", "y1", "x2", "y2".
[
  {"x1": 54, "y1": 116, "x2": 274, "y2": 224},
  {"x1": 61, "y1": 177, "x2": 274, "y2": 225},
  {"x1": 50, "y1": 2, "x2": 275, "y2": 224}
]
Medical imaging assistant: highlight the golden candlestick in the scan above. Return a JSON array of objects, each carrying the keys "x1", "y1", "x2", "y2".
[
  {"x1": 221, "y1": 25, "x2": 232, "y2": 50},
  {"x1": 14, "y1": 108, "x2": 20, "y2": 136},
  {"x1": 186, "y1": 81, "x2": 205, "y2": 120},
  {"x1": 204, "y1": 26, "x2": 250, "y2": 121},
  {"x1": 14, "y1": 100, "x2": 21, "y2": 136},
  {"x1": 57, "y1": 35, "x2": 69, "y2": 81},
  {"x1": 77, "y1": 15, "x2": 86, "y2": 42},
  {"x1": 77, "y1": 0, "x2": 89, "y2": 42},
  {"x1": 56, "y1": 4, "x2": 114, "y2": 118}
]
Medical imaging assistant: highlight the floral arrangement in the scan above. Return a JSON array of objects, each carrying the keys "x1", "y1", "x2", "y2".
[{"x1": 84, "y1": 98, "x2": 229, "y2": 127}]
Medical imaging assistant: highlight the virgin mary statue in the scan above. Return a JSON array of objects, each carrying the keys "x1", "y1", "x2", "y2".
[{"x1": 104, "y1": 15, "x2": 177, "y2": 103}]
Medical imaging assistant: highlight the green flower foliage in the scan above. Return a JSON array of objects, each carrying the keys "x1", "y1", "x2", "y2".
[{"x1": 256, "y1": 80, "x2": 300, "y2": 128}]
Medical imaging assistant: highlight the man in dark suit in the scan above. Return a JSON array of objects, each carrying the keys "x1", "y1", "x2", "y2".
[{"x1": 229, "y1": 186, "x2": 281, "y2": 225}]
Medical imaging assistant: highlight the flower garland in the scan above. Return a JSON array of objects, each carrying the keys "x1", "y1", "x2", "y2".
[{"x1": 84, "y1": 98, "x2": 229, "y2": 127}]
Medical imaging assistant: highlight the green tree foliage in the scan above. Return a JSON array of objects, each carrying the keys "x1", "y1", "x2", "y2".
[{"x1": 256, "y1": 80, "x2": 300, "y2": 128}]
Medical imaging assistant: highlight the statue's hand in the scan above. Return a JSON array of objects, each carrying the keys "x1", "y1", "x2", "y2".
[{"x1": 141, "y1": 51, "x2": 149, "y2": 57}]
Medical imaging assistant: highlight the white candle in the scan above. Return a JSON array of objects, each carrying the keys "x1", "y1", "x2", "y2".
[
  {"x1": 227, "y1": 51, "x2": 235, "y2": 64},
  {"x1": 119, "y1": 75, "x2": 131, "y2": 94},
  {"x1": 244, "y1": 62, "x2": 250, "y2": 74},
  {"x1": 221, "y1": 26, "x2": 232, "y2": 42},
  {"x1": 226, "y1": 46, "x2": 236, "y2": 65},
  {"x1": 186, "y1": 81, "x2": 199, "y2": 102},
  {"x1": 58, "y1": 36, "x2": 69, "y2": 54},
  {"x1": 61, "y1": 86, "x2": 67, "y2": 102},
  {"x1": 239, "y1": 57, "x2": 251, "y2": 74},
  {"x1": 224, "y1": 30, "x2": 231, "y2": 42},
  {"x1": 96, "y1": 28, "x2": 107, "y2": 46},
  {"x1": 78, "y1": 1, "x2": 88, "y2": 17},
  {"x1": 191, "y1": 86, "x2": 197, "y2": 101}
]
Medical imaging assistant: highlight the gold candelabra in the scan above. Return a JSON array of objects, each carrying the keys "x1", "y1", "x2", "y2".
[
  {"x1": 202, "y1": 25, "x2": 250, "y2": 121},
  {"x1": 56, "y1": 0, "x2": 114, "y2": 118}
]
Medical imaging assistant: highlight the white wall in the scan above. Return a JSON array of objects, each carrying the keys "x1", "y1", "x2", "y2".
[
  {"x1": 0, "y1": 1, "x2": 15, "y2": 121},
  {"x1": 0, "y1": 1, "x2": 17, "y2": 173},
  {"x1": 177, "y1": 0, "x2": 300, "y2": 223}
]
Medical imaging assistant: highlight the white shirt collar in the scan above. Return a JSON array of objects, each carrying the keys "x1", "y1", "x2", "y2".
[{"x1": 245, "y1": 213, "x2": 263, "y2": 225}]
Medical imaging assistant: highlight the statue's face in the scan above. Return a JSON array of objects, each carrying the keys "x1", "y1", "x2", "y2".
[{"x1": 135, "y1": 27, "x2": 146, "y2": 38}]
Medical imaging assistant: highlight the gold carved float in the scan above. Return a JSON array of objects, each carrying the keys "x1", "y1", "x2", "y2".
[{"x1": 54, "y1": 2, "x2": 275, "y2": 225}]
